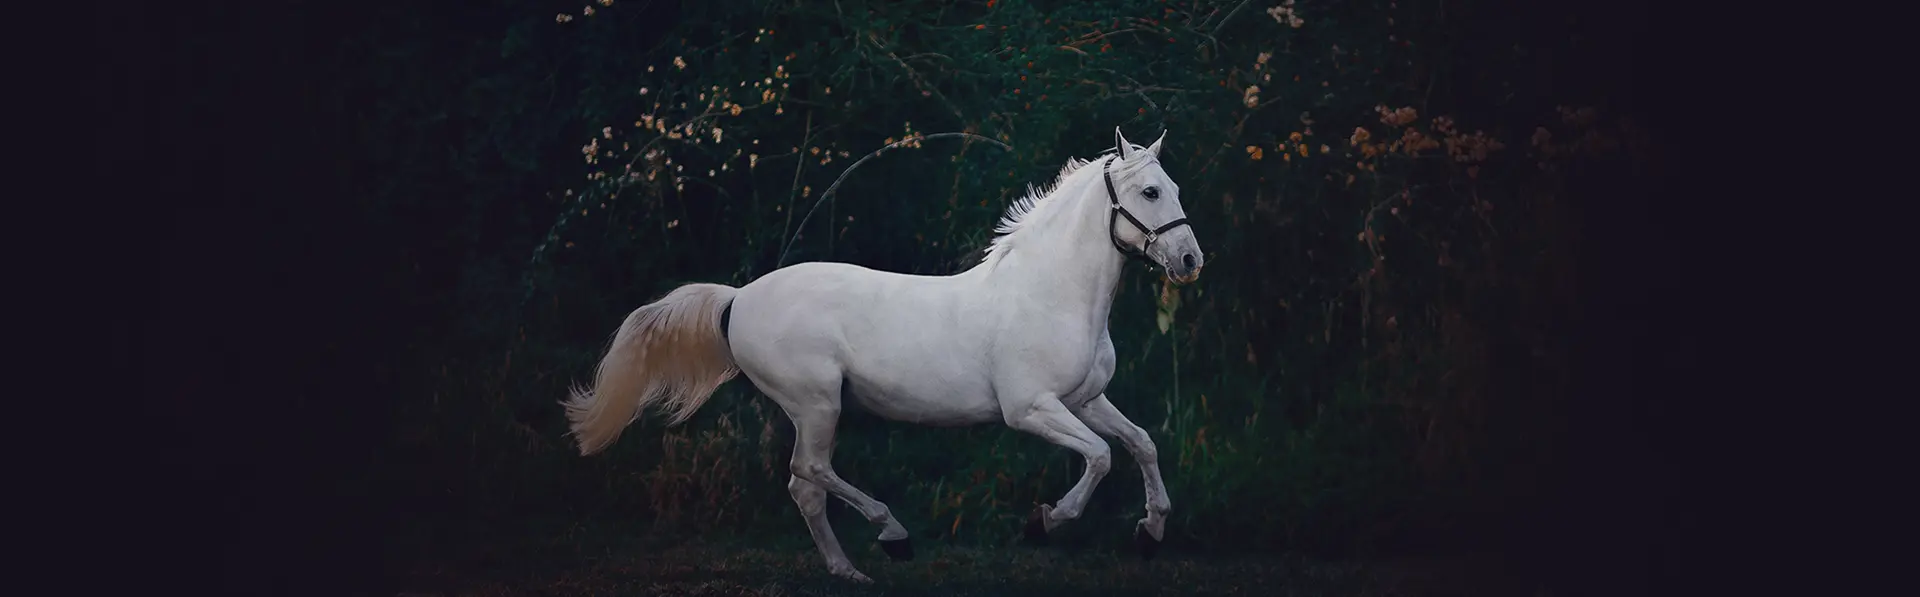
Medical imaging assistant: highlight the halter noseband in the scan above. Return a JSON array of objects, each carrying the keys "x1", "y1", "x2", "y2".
[{"x1": 1101, "y1": 155, "x2": 1191, "y2": 262}]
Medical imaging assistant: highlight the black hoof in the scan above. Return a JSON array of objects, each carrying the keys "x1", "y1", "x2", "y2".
[
  {"x1": 881, "y1": 537, "x2": 915, "y2": 562},
  {"x1": 1135, "y1": 525, "x2": 1161, "y2": 561},
  {"x1": 1023, "y1": 505, "x2": 1050, "y2": 545}
]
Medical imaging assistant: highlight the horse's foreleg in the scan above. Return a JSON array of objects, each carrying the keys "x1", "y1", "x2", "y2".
[
  {"x1": 1073, "y1": 394, "x2": 1172, "y2": 557},
  {"x1": 1004, "y1": 392, "x2": 1113, "y2": 535},
  {"x1": 787, "y1": 406, "x2": 913, "y2": 570}
]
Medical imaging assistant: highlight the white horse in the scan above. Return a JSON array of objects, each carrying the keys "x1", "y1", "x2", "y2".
[{"x1": 563, "y1": 127, "x2": 1204, "y2": 582}]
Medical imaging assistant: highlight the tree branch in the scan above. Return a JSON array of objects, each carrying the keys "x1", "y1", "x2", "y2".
[
  {"x1": 777, "y1": 132, "x2": 1011, "y2": 268},
  {"x1": 867, "y1": 33, "x2": 967, "y2": 122}
]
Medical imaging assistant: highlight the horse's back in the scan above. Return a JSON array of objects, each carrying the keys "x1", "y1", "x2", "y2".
[{"x1": 735, "y1": 261, "x2": 948, "y2": 319}]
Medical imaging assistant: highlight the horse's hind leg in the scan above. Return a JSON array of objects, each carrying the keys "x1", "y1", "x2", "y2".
[
  {"x1": 787, "y1": 402, "x2": 913, "y2": 547},
  {"x1": 759, "y1": 370, "x2": 911, "y2": 581},
  {"x1": 786, "y1": 476, "x2": 869, "y2": 582}
]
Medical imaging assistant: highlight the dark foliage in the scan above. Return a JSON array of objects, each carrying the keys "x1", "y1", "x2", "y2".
[{"x1": 123, "y1": 0, "x2": 1702, "y2": 594}]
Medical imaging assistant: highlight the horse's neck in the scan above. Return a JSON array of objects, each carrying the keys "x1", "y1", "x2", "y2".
[{"x1": 990, "y1": 182, "x2": 1127, "y2": 326}]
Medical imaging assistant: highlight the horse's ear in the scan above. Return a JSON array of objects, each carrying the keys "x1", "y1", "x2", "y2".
[
  {"x1": 1146, "y1": 130, "x2": 1167, "y2": 157},
  {"x1": 1114, "y1": 127, "x2": 1133, "y2": 159}
]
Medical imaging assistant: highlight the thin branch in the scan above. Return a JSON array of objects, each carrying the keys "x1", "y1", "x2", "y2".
[
  {"x1": 1196, "y1": 95, "x2": 1291, "y2": 179},
  {"x1": 1356, "y1": 187, "x2": 1403, "y2": 348},
  {"x1": 1210, "y1": 0, "x2": 1255, "y2": 37},
  {"x1": 867, "y1": 33, "x2": 967, "y2": 122},
  {"x1": 776, "y1": 132, "x2": 1012, "y2": 268},
  {"x1": 1066, "y1": 28, "x2": 1147, "y2": 48},
  {"x1": 676, "y1": 175, "x2": 734, "y2": 205},
  {"x1": 779, "y1": 109, "x2": 814, "y2": 260},
  {"x1": 898, "y1": 52, "x2": 956, "y2": 64},
  {"x1": 1189, "y1": 28, "x2": 1224, "y2": 56},
  {"x1": 1121, "y1": 85, "x2": 1197, "y2": 94},
  {"x1": 1132, "y1": 89, "x2": 1161, "y2": 111},
  {"x1": 619, "y1": 106, "x2": 728, "y2": 173}
]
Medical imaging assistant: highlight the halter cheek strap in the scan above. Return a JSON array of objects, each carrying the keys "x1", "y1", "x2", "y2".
[{"x1": 1102, "y1": 156, "x2": 1191, "y2": 262}]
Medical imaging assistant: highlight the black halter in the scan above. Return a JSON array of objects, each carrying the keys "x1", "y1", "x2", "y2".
[{"x1": 1101, "y1": 155, "x2": 1190, "y2": 263}]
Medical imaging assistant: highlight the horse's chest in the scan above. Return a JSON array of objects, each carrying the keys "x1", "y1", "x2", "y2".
[{"x1": 1060, "y1": 340, "x2": 1118, "y2": 408}]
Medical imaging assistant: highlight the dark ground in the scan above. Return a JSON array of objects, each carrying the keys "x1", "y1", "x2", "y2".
[{"x1": 397, "y1": 535, "x2": 1542, "y2": 597}]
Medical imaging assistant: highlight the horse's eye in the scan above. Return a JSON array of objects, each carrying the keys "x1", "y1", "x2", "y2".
[{"x1": 1143, "y1": 187, "x2": 1160, "y2": 200}]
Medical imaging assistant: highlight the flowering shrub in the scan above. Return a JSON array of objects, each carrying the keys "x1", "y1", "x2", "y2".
[{"x1": 405, "y1": 0, "x2": 1654, "y2": 555}]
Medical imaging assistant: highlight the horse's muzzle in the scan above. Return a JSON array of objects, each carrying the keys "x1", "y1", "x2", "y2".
[{"x1": 1168, "y1": 265, "x2": 1202, "y2": 285}]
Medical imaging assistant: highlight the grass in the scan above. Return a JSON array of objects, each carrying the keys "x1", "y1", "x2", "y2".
[{"x1": 395, "y1": 532, "x2": 1539, "y2": 597}]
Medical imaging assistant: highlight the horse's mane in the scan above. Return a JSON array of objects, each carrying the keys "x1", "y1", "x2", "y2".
[
  {"x1": 970, "y1": 145, "x2": 1153, "y2": 268},
  {"x1": 981, "y1": 157, "x2": 1090, "y2": 260}
]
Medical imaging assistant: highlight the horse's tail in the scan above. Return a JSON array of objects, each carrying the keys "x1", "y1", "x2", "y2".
[{"x1": 563, "y1": 283, "x2": 741, "y2": 456}]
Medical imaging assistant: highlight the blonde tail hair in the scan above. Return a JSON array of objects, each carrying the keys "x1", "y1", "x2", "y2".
[{"x1": 562, "y1": 283, "x2": 741, "y2": 456}]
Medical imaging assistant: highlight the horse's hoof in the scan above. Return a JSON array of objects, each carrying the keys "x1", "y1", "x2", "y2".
[
  {"x1": 831, "y1": 568, "x2": 874, "y2": 584},
  {"x1": 880, "y1": 537, "x2": 915, "y2": 562},
  {"x1": 1024, "y1": 504, "x2": 1051, "y2": 545},
  {"x1": 1134, "y1": 522, "x2": 1162, "y2": 561}
]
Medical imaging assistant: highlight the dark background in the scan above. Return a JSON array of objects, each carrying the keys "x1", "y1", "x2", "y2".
[{"x1": 113, "y1": 0, "x2": 1723, "y2": 594}]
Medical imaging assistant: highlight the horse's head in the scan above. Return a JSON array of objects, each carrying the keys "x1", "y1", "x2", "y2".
[{"x1": 1106, "y1": 128, "x2": 1204, "y2": 284}]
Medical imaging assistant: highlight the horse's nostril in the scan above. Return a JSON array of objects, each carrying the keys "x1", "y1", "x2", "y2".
[{"x1": 1182, "y1": 253, "x2": 1197, "y2": 270}]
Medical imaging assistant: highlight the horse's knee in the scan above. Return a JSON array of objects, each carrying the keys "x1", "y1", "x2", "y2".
[
  {"x1": 788, "y1": 475, "x2": 824, "y2": 496},
  {"x1": 789, "y1": 459, "x2": 831, "y2": 480},
  {"x1": 788, "y1": 476, "x2": 826, "y2": 516},
  {"x1": 1087, "y1": 443, "x2": 1114, "y2": 476}
]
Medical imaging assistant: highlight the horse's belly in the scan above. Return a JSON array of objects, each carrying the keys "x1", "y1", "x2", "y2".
[{"x1": 843, "y1": 366, "x2": 1000, "y2": 426}]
